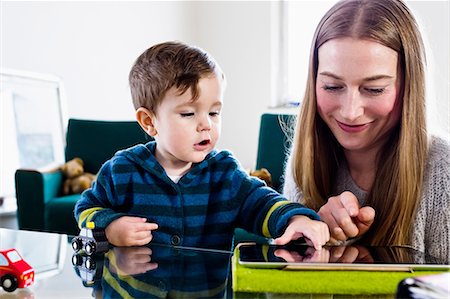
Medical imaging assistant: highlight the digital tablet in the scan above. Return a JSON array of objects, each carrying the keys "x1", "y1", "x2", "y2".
[{"x1": 237, "y1": 243, "x2": 450, "y2": 272}]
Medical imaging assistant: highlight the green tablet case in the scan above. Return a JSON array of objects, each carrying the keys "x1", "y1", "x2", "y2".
[{"x1": 232, "y1": 246, "x2": 446, "y2": 295}]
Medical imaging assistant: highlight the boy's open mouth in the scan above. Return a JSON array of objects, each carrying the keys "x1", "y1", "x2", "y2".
[{"x1": 197, "y1": 139, "x2": 210, "y2": 146}]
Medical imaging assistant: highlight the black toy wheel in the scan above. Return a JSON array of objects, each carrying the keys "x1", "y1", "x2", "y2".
[
  {"x1": 85, "y1": 256, "x2": 96, "y2": 270},
  {"x1": 1, "y1": 274, "x2": 18, "y2": 292},
  {"x1": 84, "y1": 241, "x2": 96, "y2": 255},
  {"x1": 72, "y1": 254, "x2": 83, "y2": 266},
  {"x1": 72, "y1": 237, "x2": 83, "y2": 252}
]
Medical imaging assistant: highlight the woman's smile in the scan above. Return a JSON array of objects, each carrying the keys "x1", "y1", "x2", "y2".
[{"x1": 336, "y1": 120, "x2": 370, "y2": 133}]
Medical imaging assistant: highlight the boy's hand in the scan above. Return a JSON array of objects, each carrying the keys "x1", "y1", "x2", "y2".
[
  {"x1": 110, "y1": 246, "x2": 158, "y2": 276},
  {"x1": 272, "y1": 215, "x2": 330, "y2": 250},
  {"x1": 105, "y1": 216, "x2": 158, "y2": 247}
]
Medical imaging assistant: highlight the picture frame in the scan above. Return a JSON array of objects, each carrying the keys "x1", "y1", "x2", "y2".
[
  {"x1": 0, "y1": 228, "x2": 67, "y2": 278},
  {"x1": 0, "y1": 68, "x2": 68, "y2": 200}
]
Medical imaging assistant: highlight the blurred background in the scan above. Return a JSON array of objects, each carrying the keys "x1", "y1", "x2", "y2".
[{"x1": 1, "y1": 1, "x2": 449, "y2": 201}]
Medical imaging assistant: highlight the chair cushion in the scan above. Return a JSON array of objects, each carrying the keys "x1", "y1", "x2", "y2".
[
  {"x1": 45, "y1": 194, "x2": 80, "y2": 235},
  {"x1": 256, "y1": 114, "x2": 296, "y2": 191}
]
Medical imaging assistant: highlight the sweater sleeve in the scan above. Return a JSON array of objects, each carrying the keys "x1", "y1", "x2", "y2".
[
  {"x1": 412, "y1": 137, "x2": 450, "y2": 262},
  {"x1": 233, "y1": 161, "x2": 320, "y2": 239},
  {"x1": 74, "y1": 159, "x2": 128, "y2": 229}
]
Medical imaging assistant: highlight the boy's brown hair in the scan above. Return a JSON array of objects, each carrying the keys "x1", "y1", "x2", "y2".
[{"x1": 129, "y1": 41, "x2": 222, "y2": 112}]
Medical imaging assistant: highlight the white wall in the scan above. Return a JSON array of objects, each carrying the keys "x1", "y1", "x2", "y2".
[
  {"x1": 185, "y1": 1, "x2": 272, "y2": 169},
  {"x1": 2, "y1": 2, "x2": 191, "y2": 120},
  {"x1": 2, "y1": 1, "x2": 271, "y2": 169},
  {"x1": 2, "y1": 1, "x2": 449, "y2": 171},
  {"x1": 407, "y1": 1, "x2": 450, "y2": 140}
]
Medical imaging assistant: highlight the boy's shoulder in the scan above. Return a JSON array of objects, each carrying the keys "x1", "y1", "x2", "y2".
[
  {"x1": 206, "y1": 149, "x2": 239, "y2": 165},
  {"x1": 103, "y1": 141, "x2": 156, "y2": 169},
  {"x1": 116, "y1": 141, "x2": 156, "y2": 157},
  {"x1": 201, "y1": 149, "x2": 252, "y2": 179},
  {"x1": 208, "y1": 148, "x2": 233, "y2": 158}
]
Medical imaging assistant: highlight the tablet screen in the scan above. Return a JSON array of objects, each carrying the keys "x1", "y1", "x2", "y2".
[{"x1": 237, "y1": 243, "x2": 450, "y2": 271}]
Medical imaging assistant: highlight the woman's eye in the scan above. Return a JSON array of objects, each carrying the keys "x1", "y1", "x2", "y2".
[
  {"x1": 323, "y1": 85, "x2": 342, "y2": 92},
  {"x1": 209, "y1": 111, "x2": 220, "y2": 117},
  {"x1": 365, "y1": 88, "x2": 385, "y2": 95},
  {"x1": 180, "y1": 112, "x2": 194, "y2": 117}
]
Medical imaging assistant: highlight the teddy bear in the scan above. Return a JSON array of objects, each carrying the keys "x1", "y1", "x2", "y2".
[
  {"x1": 249, "y1": 168, "x2": 273, "y2": 187},
  {"x1": 60, "y1": 157, "x2": 96, "y2": 195}
]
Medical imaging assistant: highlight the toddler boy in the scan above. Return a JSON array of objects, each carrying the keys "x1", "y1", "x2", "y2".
[{"x1": 74, "y1": 41, "x2": 329, "y2": 250}]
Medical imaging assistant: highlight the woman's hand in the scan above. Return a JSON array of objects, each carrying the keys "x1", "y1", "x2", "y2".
[
  {"x1": 275, "y1": 246, "x2": 330, "y2": 263},
  {"x1": 328, "y1": 245, "x2": 374, "y2": 264},
  {"x1": 273, "y1": 244, "x2": 373, "y2": 265},
  {"x1": 105, "y1": 216, "x2": 158, "y2": 247},
  {"x1": 318, "y1": 191, "x2": 375, "y2": 243}
]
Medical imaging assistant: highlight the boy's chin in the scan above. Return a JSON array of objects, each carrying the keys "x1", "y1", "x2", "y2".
[{"x1": 190, "y1": 151, "x2": 211, "y2": 163}]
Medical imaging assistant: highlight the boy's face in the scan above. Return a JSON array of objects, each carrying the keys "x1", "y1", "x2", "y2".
[{"x1": 148, "y1": 75, "x2": 224, "y2": 174}]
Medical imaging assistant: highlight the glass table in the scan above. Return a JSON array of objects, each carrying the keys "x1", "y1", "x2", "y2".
[
  {"x1": 1, "y1": 228, "x2": 447, "y2": 298},
  {"x1": 0, "y1": 228, "x2": 233, "y2": 298}
]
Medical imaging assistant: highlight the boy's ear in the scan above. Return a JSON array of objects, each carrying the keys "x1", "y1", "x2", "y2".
[{"x1": 136, "y1": 107, "x2": 158, "y2": 136}]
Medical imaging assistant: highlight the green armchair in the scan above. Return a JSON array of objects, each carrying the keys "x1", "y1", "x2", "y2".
[
  {"x1": 15, "y1": 119, "x2": 150, "y2": 235},
  {"x1": 255, "y1": 113, "x2": 296, "y2": 192}
]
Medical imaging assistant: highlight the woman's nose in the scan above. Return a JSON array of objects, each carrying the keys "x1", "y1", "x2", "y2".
[{"x1": 340, "y1": 90, "x2": 364, "y2": 123}]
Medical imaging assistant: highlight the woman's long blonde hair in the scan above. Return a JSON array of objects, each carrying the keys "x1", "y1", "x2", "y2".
[{"x1": 291, "y1": 0, "x2": 428, "y2": 246}]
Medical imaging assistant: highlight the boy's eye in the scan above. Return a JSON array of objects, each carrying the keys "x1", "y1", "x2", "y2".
[{"x1": 180, "y1": 112, "x2": 194, "y2": 117}]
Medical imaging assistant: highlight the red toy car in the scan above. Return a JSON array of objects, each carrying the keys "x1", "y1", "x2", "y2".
[{"x1": 0, "y1": 248, "x2": 34, "y2": 292}]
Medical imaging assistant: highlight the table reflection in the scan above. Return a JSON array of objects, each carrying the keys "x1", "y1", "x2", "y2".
[
  {"x1": 73, "y1": 243, "x2": 232, "y2": 298},
  {"x1": 240, "y1": 243, "x2": 448, "y2": 267}
]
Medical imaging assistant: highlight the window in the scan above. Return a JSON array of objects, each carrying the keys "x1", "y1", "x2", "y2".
[
  {"x1": 276, "y1": 1, "x2": 336, "y2": 107},
  {"x1": 0, "y1": 69, "x2": 67, "y2": 200},
  {"x1": 281, "y1": 1, "x2": 448, "y2": 107},
  {"x1": 279, "y1": 1, "x2": 449, "y2": 139}
]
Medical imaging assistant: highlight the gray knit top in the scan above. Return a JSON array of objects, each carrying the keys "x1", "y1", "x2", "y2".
[{"x1": 283, "y1": 136, "x2": 450, "y2": 262}]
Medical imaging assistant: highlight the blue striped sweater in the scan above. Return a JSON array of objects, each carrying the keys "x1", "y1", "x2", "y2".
[{"x1": 74, "y1": 141, "x2": 319, "y2": 249}]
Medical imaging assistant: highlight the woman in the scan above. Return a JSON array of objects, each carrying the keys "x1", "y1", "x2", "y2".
[{"x1": 283, "y1": 0, "x2": 449, "y2": 261}]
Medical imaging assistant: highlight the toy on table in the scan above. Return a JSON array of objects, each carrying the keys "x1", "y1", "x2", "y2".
[
  {"x1": 72, "y1": 221, "x2": 110, "y2": 256},
  {"x1": 61, "y1": 157, "x2": 96, "y2": 195},
  {"x1": 0, "y1": 248, "x2": 34, "y2": 292},
  {"x1": 72, "y1": 222, "x2": 108, "y2": 289},
  {"x1": 72, "y1": 252, "x2": 105, "y2": 287}
]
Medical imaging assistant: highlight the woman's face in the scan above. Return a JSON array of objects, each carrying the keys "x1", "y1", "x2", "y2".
[{"x1": 316, "y1": 37, "x2": 402, "y2": 154}]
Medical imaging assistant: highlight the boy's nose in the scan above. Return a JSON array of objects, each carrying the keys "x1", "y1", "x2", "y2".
[
  {"x1": 339, "y1": 90, "x2": 364, "y2": 123},
  {"x1": 197, "y1": 115, "x2": 212, "y2": 131}
]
